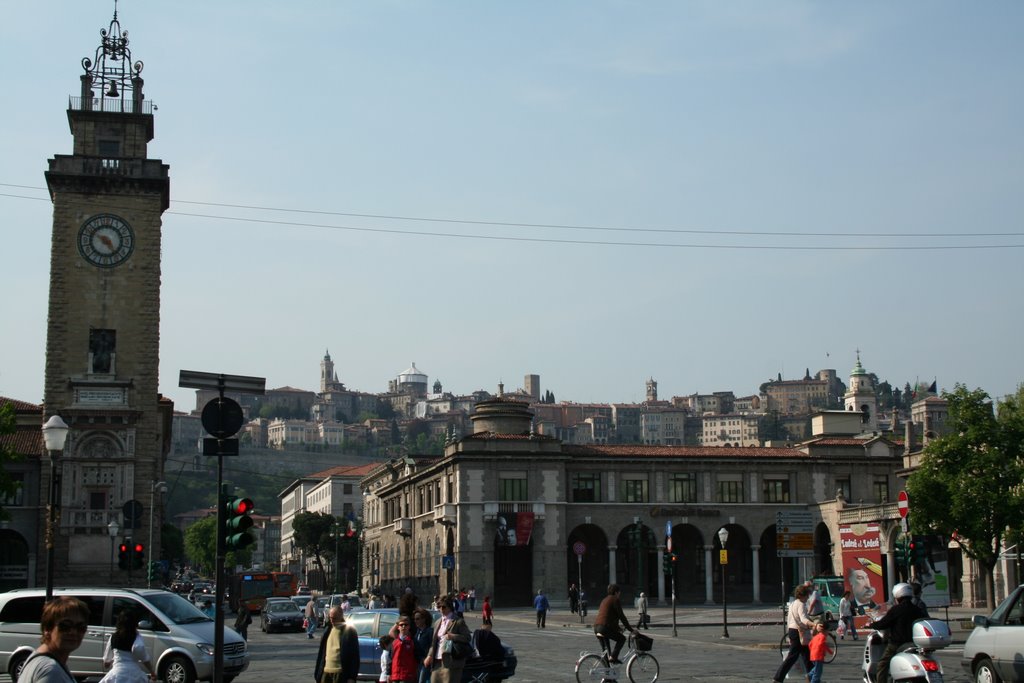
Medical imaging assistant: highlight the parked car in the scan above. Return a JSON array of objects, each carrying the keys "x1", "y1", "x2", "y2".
[
  {"x1": 261, "y1": 600, "x2": 304, "y2": 633},
  {"x1": 0, "y1": 587, "x2": 249, "y2": 683},
  {"x1": 345, "y1": 609, "x2": 516, "y2": 681},
  {"x1": 962, "y1": 584, "x2": 1024, "y2": 683}
]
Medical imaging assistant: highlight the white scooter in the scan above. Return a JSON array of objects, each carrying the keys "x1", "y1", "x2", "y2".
[{"x1": 862, "y1": 619, "x2": 951, "y2": 683}]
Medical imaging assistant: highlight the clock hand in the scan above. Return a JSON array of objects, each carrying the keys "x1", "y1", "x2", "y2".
[{"x1": 98, "y1": 234, "x2": 115, "y2": 250}]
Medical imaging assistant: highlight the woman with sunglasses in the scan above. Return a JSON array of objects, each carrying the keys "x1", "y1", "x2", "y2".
[
  {"x1": 424, "y1": 597, "x2": 470, "y2": 683},
  {"x1": 20, "y1": 596, "x2": 91, "y2": 682},
  {"x1": 411, "y1": 609, "x2": 433, "y2": 683}
]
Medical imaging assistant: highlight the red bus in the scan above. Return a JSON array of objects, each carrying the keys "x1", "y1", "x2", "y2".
[
  {"x1": 272, "y1": 571, "x2": 296, "y2": 597},
  {"x1": 229, "y1": 571, "x2": 297, "y2": 613}
]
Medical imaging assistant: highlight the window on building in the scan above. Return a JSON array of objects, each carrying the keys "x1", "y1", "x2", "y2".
[
  {"x1": 873, "y1": 475, "x2": 889, "y2": 504},
  {"x1": 716, "y1": 477, "x2": 744, "y2": 503},
  {"x1": 835, "y1": 477, "x2": 851, "y2": 501},
  {"x1": 0, "y1": 474, "x2": 24, "y2": 506},
  {"x1": 620, "y1": 476, "x2": 649, "y2": 503},
  {"x1": 762, "y1": 476, "x2": 790, "y2": 503},
  {"x1": 98, "y1": 140, "x2": 121, "y2": 157},
  {"x1": 669, "y1": 473, "x2": 697, "y2": 503},
  {"x1": 498, "y1": 474, "x2": 528, "y2": 502},
  {"x1": 343, "y1": 484, "x2": 353, "y2": 494},
  {"x1": 571, "y1": 473, "x2": 602, "y2": 503}
]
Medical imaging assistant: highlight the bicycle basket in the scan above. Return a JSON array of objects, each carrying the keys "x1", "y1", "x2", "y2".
[{"x1": 633, "y1": 632, "x2": 654, "y2": 652}]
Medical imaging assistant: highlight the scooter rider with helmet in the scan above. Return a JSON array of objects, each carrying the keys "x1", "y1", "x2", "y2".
[{"x1": 870, "y1": 582, "x2": 926, "y2": 683}]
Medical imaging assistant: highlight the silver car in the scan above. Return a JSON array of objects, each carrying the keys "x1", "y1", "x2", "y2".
[
  {"x1": 962, "y1": 584, "x2": 1024, "y2": 683},
  {"x1": 0, "y1": 587, "x2": 249, "y2": 683}
]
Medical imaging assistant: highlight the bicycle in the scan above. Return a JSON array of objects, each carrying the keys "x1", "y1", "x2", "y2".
[
  {"x1": 575, "y1": 632, "x2": 659, "y2": 683},
  {"x1": 778, "y1": 615, "x2": 838, "y2": 664}
]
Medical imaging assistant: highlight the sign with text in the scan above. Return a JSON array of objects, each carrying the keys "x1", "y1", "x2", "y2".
[
  {"x1": 776, "y1": 509, "x2": 814, "y2": 557},
  {"x1": 840, "y1": 522, "x2": 884, "y2": 625}
]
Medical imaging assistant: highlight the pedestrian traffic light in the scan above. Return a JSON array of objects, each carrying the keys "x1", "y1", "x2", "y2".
[
  {"x1": 224, "y1": 497, "x2": 255, "y2": 550},
  {"x1": 118, "y1": 542, "x2": 129, "y2": 570},
  {"x1": 132, "y1": 543, "x2": 145, "y2": 570}
]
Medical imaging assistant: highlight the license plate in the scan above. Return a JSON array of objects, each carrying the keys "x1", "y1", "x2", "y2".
[{"x1": 926, "y1": 673, "x2": 943, "y2": 683}]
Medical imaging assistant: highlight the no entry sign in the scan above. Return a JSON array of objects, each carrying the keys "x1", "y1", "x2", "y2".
[{"x1": 897, "y1": 490, "x2": 910, "y2": 518}]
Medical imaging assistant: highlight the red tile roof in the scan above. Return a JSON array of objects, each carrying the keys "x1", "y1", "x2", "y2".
[
  {"x1": 0, "y1": 396, "x2": 42, "y2": 457},
  {"x1": 309, "y1": 462, "x2": 383, "y2": 479}
]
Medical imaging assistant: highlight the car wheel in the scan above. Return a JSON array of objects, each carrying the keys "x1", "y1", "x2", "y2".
[
  {"x1": 9, "y1": 651, "x2": 28, "y2": 682},
  {"x1": 160, "y1": 654, "x2": 197, "y2": 683},
  {"x1": 975, "y1": 658, "x2": 1001, "y2": 683}
]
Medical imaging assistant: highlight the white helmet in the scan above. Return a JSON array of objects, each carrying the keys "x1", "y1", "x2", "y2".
[{"x1": 892, "y1": 582, "x2": 913, "y2": 599}]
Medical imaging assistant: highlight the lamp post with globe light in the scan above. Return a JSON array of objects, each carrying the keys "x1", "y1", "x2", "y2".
[
  {"x1": 42, "y1": 415, "x2": 69, "y2": 601},
  {"x1": 718, "y1": 526, "x2": 730, "y2": 638},
  {"x1": 108, "y1": 519, "x2": 120, "y2": 584}
]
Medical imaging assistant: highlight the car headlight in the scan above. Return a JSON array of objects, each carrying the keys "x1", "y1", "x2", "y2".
[{"x1": 196, "y1": 643, "x2": 215, "y2": 656}]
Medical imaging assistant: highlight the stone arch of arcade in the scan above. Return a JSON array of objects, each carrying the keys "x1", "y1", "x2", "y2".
[
  {"x1": 567, "y1": 524, "x2": 609, "y2": 605},
  {"x1": 712, "y1": 523, "x2": 756, "y2": 604},
  {"x1": 814, "y1": 521, "x2": 837, "y2": 576},
  {"x1": 668, "y1": 522, "x2": 706, "y2": 604},
  {"x1": 614, "y1": 522, "x2": 659, "y2": 602}
]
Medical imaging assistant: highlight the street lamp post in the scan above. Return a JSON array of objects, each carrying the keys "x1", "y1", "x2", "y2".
[
  {"x1": 331, "y1": 526, "x2": 342, "y2": 593},
  {"x1": 42, "y1": 415, "x2": 70, "y2": 601},
  {"x1": 148, "y1": 481, "x2": 167, "y2": 588},
  {"x1": 108, "y1": 519, "x2": 121, "y2": 585},
  {"x1": 718, "y1": 527, "x2": 730, "y2": 639}
]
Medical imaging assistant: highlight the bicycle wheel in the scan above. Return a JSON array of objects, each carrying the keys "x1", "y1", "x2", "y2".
[
  {"x1": 824, "y1": 632, "x2": 838, "y2": 663},
  {"x1": 627, "y1": 652, "x2": 660, "y2": 683},
  {"x1": 576, "y1": 653, "x2": 608, "y2": 683}
]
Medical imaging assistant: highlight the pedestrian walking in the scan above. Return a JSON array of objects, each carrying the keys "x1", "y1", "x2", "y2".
[
  {"x1": 389, "y1": 616, "x2": 417, "y2": 683},
  {"x1": 481, "y1": 596, "x2": 493, "y2": 626},
  {"x1": 424, "y1": 596, "x2": 471, "y2": 683},
  {"x1": 99, "y1": 610, "x2": 155, "y2": 683},
  {"x1": 808, "y1": 622, "x2": 833, "y2": 683},
  {"x1": 305, "y1": 596, "x2": 318, "y2": 639},
  {"x1": 568, "y1": 583, "x2": 579, "y2": 614},
  {"x1": 533, "y1": 590, "x2": 550, "y2": 628},
  {"x1": 378, "y1": 635, "x2": 393, "y2": 682},
  {"x1": 838, "y1": 590, "x2": 858, "y2": 641},
  {"x1": 411, "y1": 608, "x2": 433, "y2": 683},
  {"x1": 314, "y1": 607, "x2": 360, "y2": 683},
  {"x1": 467, "y1": 587, "x2": 477, "y2": 612},
  {"x1": 635, "y1": 592, "x2": 649, "y2": 630},
  {"x1": 233, "y1": 607, "x2": 252, "y2": 642},
  {"x1": 772, "y1": 584, "x2": 815, "y2": 683}
]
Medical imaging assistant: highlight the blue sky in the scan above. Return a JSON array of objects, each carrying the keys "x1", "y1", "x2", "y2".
[{"x1": 2, "y1": 1, "x2": 1022, "y2": 412}]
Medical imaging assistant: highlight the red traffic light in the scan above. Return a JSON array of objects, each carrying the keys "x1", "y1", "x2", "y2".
[
  {"x1": 226, "y1": 497, "x2": 254, "y2": 515},
  {"x1": 134, "y1": 543, "x2": 144, "y2": 553},
  {"x1": 119, "y1": 543, "x2": 128, "y2": 552}
]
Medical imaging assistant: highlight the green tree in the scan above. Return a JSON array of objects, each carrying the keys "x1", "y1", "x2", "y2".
[
  {"x1": 161, "y1": 522, "x2": 185, "y2": 564},
  {"x1": 0, "y1": 403, "x2": 23, "y2": 521},
  {"x1": 292, "y1": 511, "x2": 336, "y2": 585},
  {"x1": 183, "y1": 515, "x2": 251, "y2": 574},
  {"x1": 905, "y1": 384, "x2": 1024, "y2": 607}
]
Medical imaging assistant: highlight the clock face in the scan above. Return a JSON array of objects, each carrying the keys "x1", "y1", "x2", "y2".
[{"x1": 78, "y1": 214, "x2": 135, "y2": 268}]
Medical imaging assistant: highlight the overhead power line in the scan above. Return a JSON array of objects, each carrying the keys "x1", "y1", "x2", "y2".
[{"x1": 3, "y1": 183, "x2": 1022, "y2": 251}]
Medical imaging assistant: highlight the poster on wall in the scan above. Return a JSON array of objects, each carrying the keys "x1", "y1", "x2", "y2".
[
  {"x1": 913, "y1": 533, "x2": 951, "y2": 608},
  {"x1": 840, "y1": 522, "x2": 885, "y2": 624},
  {"x1": 494, "y1": 512, "x2": 535, "y2": 546}
]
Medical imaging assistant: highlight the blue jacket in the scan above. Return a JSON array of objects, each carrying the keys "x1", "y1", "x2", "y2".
[{"x1": 534, "y1": 594, "x2": 550, "y2": 611}]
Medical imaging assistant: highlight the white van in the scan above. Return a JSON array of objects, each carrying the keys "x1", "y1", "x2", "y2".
[{"x1": 0, "y1": 587, "x2": 249, "y2": 683}]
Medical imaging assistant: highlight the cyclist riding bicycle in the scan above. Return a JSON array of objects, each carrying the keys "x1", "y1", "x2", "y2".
[{"x1": 593, "y1": 583, "x2": 636, "y2": 663}]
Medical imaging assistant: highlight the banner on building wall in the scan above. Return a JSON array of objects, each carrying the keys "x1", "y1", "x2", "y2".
[
  {"x1": 494, "y1": 512, "x2": 535, "y2": 546},
  {"x1": 840, "y1": 523, "x2": 884, "y2": 623}
]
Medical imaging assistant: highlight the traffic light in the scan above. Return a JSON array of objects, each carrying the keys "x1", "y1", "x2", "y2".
[
  {"x1": 147, "y1": 562, "x2": 159, "y2": 583},
  {"x1": 132, "y1": 543, "x2": 145, "y2": 570},
  {"x1": 663, "y1": 554, "x2": 672, "y2": 575},
  {"x1": 895, "y1": 538, "x2": 909, "y2": 566},
  {"x1": 910, "y1": 536, "x2": 928, "y2": 563},
  {"x1": 224, "y1": 497, "x2": 255, "y2": 550},
  {"x1": 118, "y1": 542, "x2": 129, "y2": 570}
]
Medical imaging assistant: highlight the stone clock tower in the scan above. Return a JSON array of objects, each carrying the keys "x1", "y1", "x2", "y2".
[{"x1": 41, "y1": 9, "x2": 170, "y2": 586}]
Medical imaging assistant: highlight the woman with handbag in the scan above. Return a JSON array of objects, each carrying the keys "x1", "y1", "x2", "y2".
[{"x1": 423, "y1": 596, "x2": 470, "y2": 683}]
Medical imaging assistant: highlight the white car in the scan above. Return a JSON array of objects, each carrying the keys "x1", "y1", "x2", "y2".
[{"x1": 962, "y1": 584, "x2": 1024, "y2": 683}]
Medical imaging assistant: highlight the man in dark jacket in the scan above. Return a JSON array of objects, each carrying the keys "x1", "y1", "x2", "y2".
[
  {"x1": 593, "y1": 584, "x2": 634, "y2": 663},
  {"x1": 314, "y1": 607, "x2": 360, "y2": 683},
  {"x1": 871, "y1": 583, "x2": 926, "y2": 683}
]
